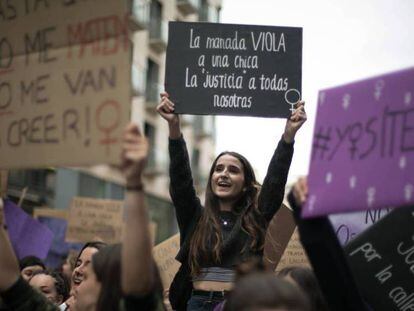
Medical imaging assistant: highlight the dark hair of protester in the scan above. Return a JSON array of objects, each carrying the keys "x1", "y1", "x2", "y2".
[
  {"x1": 19, "y1": 256, "x2": 46, "y2": 271},
  {"x1": 19, "y1": 256, "x2": 46, "y2": 281},
  {"x1": 30, "y1": 269, "x2": 70, "y2": 305},
  {"x1": 223, "y1": 272, "x2": 310, "y2": 311},
  {"x1": 92, "y1": 244, "x2": 122, "y2": 311},
  {"x1": 85, "y1": 244, "x2": 164, "y2": 311},
  {"x1": 72, "y1": 241, "x2": 107, "y2": 290},
  {"x1": 279, "y1": 266, "x2": 329, "y2": 311},
  {"x1": 189, "y1": 151, "x2": 264, "y2": 275},
  {"x1": 76, "y1": 241, "x2": 107, "y2": 263}
]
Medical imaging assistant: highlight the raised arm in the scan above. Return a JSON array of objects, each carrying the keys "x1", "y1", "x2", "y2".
[
  {"x1": 120, "y1": 123, "x2": 154, "y2": 295},
  {"x1": 0, "y1": 199, "x2": 59, "y2": 310},
  {"x1": 288, "y1": 177, "x2": 370, "y2": 311},
  {"x1": 157, "y1": 92, "x2": 181, "y2": 140},
  {"x1": 258, "y1": 101, "x2": 307, "y2": 221},
  {"x1": 156, "y1": 93, "x2": 202, "y2": 236}
]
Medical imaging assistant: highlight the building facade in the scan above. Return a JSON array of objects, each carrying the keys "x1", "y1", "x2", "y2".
[{"x1": 6, "y1": 0, "x2": 221, "y2": 244}]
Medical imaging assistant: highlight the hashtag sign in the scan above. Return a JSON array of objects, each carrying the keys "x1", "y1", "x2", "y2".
[
  {"x1": 312, "y1": 127, "x2": 332, "y2": 160},
  {"x1": 304, "y1": 67, "x2": 414, "y2": 218}
]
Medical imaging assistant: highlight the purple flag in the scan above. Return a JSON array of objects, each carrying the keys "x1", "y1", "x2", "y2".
[
  {"x1": 304, "y1": 67, "x2": 414, "y2": 217},
  {"x1": 38, "y1": 216, "x2": 82, "y2": 268},
  {"x1": 4, "y1": 199, "x2": 54, "y2": 259}
]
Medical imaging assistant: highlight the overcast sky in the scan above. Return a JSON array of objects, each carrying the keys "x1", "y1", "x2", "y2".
[{"x1": 215, "y1": 0, "x2": 414, "y2": 183}]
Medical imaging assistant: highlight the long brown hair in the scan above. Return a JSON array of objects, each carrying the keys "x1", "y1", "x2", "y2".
[{"x1": 188, "y1": 151, "x2": 266, "y2": 276}]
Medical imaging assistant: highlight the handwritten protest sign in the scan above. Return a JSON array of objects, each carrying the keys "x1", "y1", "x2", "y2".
[
  {"x1": 66, "y1": 197, "x2": 123, "y2": 244},
  {"x1": 3, "y1": 199, "x2": 53, "y2": 259},
  {"x1": 304, "y1": 67, "x2": 414, "y2": 217},
  {"x1": 0, "y1": 1, "x2": 131, "y2": 169},
  {"x1": 153, "y1": 234, "x2": 180, "y2": 289},
  {"x1": 264, "y1": 204, "x2": 297, "y2": 270},
  {"x1": 345, "y1": 205, "x2": 414, "y2": 311},
  {"x1": 329, "y1": 207, "x2": 392, "y2": 245},
  {"x1": 275, "y1": 228, "x2": 310, "y2": 272},
  {"x1": 165, "y1": 22, "x2": 302, "y2": 118}
]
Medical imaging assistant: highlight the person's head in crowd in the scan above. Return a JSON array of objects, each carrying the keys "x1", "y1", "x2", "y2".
[
  {"x1": 278, "y1": 266, "x2": 329, "y2": 311},
  {"x1": 223, "y1": 272, "x2": 310, "y2": 311},
  {"x1": 74, "y1": 244, "x2": 121, "y2": 311},
  {"x1": 29, "y1": 270, "x2": 69, "y2": 306},
  {"x1": 62, "y1": 250, "x2": 78, "y2": 282},
  {"x1": 189, "y1": 151, "x2": 265, "y2": 275},
  {"x1": 74, "y1": 243, "x2": 165, "y2": 311},
  {"x1": 72, "y1": 241, "x2": 106, "y2": 290},
  {"x1": 19, "y1": 256, "x2": 46, "y2": 281}
]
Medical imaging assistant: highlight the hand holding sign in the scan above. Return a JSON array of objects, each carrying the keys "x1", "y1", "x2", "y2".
[
  {"x1": 157, "y1": 92, "x2": 180, "y2": 124},
  {"x1": 156, "y1": 92, "x2": 182, "y2": 139},
  {"x1": 291, "y1": 176, "x2": 309, "y2": 206},
  {"x1": 283, "y1": 101, "x2": 307, "y2": 143},
  {"x1": 120, "y1": 123, "x2": 149, "y2": 188}
]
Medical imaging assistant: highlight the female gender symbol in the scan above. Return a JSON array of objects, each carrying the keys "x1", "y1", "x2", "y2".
[
  {"x1": 285, "y1": 88, "x2": 301, "y2": 113},
  {"x1": 96, "y1": 99, "x2": 121, "y2": 155}
]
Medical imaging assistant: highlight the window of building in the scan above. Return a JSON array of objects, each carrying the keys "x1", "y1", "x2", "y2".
[
  {"x1": 8, "y1": 169, "x2": 55, "y2": 208},
  {"x1": 146, "y1": 59, "x2": 159, "y2": 103},
  {"x1": 149, "y1": 0, "x2": 162, "y2": 39},
  {"x1": 107, "y1": 183, "x2": 124, "y2": 200},
  {"x1": 79, "y1": 173, "x2": 105, "y2": 198},
  {"x1": 199, "y1": 0, "x2": 209, "y2": 21}
]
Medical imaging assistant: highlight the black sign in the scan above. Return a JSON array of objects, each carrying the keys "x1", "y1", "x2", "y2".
[
  {"x1": 165, "y1": 22, "x2": 302, "y2": 118},
  {"x1": 345, "y1": 205, "x2": 414, "y2": 311}
]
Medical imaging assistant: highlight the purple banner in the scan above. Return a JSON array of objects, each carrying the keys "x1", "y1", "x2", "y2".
[
  {"x1": 38, "y1": 216, "x2": 82, "y2": 268},
  {"x1": 4, "y1": 199, "x2": 54, "y2": 259},
  {"x1": 304, "y1": 67, "x2": 414, "y2": 217}
]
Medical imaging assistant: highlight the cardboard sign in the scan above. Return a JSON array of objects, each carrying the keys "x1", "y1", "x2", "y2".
[
  {"x1": 3, "y1": 199, "x2": 54, "y2": 259},
  {"x1": 149, "y1": 221, "x2": 157, "y2": 246},
  {"x1": 165, "y1": 22, "x2": 302, "y2": 118},
  {"x1": 264, "y1": 204, "x2": 297, "y2": 270},
  {"x1": 0, "y1": 1, "x2": 131, "y2": 169},
  {"x1": 153, "y1": 234, "x2": 181, "y2": 289},
  {"x1": 66, "y1": 197, "x2": 123, "y2": 244},
  {"x1": 304, "y1": 67, "x2": 414, "y2": 217},
  {"x1": 329, "y1": 208, "x2": 393, "y2": 245},
  {"x1": 275, "y1": 228, "x2": 310, "y2": 272},
  {"x1": 345, "y1": 205, "x2": 414, "y2": 311}
]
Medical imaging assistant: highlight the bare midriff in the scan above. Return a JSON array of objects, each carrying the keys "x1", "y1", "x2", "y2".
[{"x1": 193, "y1": 280, "x2": 233, "y2": 291}]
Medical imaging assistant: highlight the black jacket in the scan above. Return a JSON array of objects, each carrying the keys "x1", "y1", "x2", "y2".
[{"x1": 168, "y1": 136, "x2": 294, "y2": 310}]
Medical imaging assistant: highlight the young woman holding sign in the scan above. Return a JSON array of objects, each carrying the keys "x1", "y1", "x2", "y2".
[{"x1": 157, "y1": 93, "x2": 307, "y2": 311}]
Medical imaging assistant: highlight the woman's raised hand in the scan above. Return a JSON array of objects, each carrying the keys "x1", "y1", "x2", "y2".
[
  {"x1": 283, "y1": 100, "x2": 307, "y2": 143},
  {"x1": 291, "y1": 176, "x2": 308, "y2": 207},
  {"x1": 120, "y1": 123, "x2": 148, "y2": 188},
  {"x1": 156, "y1": 92, "x2": 179, "y2": 125},
  {"x1": 156, "y1": 92, "x2": 181, "y2": 139}
]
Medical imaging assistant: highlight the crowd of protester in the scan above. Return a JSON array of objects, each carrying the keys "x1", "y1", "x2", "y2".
[{"x1": 0, "y1": 96, "x2": 376, "y2": 311}]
